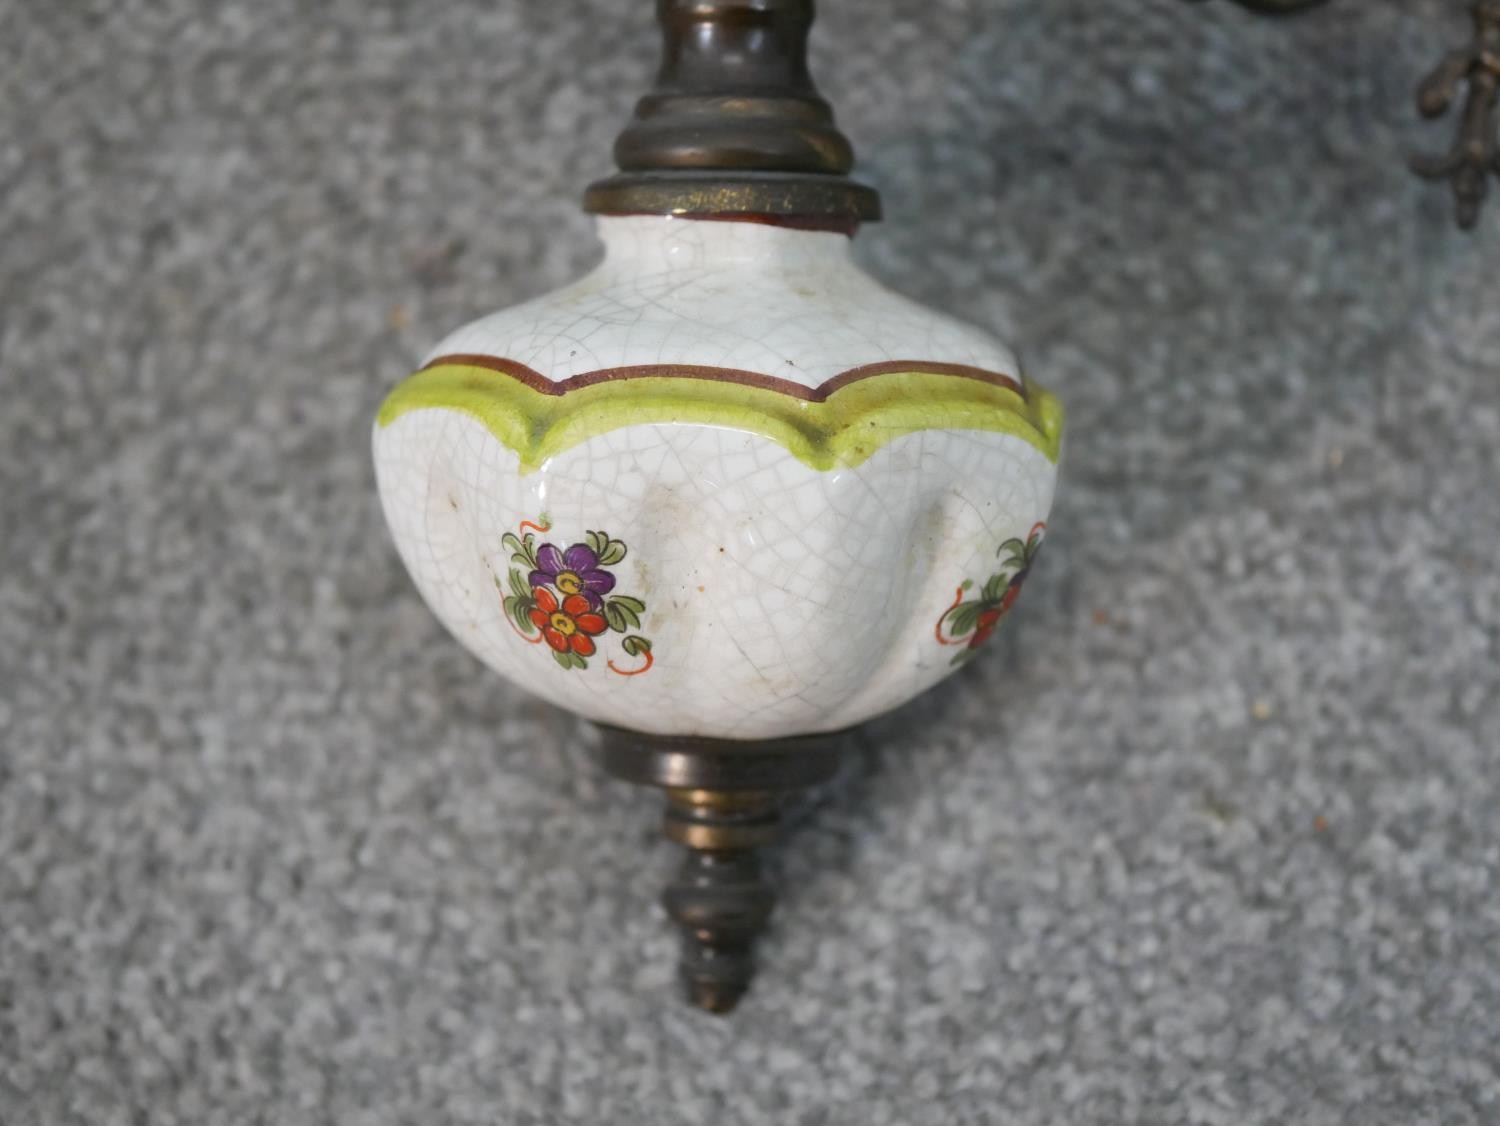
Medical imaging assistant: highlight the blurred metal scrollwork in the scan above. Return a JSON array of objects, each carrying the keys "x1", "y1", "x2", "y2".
[
  {"x1": 1185, "y1": 0, "x2": 1331, "y2": 13},
  {"x1": 1411, "y1": 0, "x2": 1500, "y2": 229},
  {"x1": 1188, "y1": 0, "x2": 1499, "y2": 229}
]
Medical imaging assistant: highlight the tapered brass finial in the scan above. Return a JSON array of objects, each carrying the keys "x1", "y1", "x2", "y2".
[{"x1": 598, "y1": 727, "x2": 845, "y2": 1013}]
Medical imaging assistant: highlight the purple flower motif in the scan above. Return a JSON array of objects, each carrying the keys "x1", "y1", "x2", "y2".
[{"x1": 529, "y1": 542, "x2": 616, "y2": 609}]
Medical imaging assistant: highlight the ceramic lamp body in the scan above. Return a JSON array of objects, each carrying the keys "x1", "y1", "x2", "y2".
[{"x1": 374, "y1": 216, "x2": 1061, "y2": 740}]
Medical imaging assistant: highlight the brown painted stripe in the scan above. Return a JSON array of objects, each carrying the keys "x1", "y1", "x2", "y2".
[
  {"x1": 602, "y1": 210, "x2": 862, "y2": 237},
  {"x1": 421, "y1": 353, "x2": 1025, "y2": 402}
]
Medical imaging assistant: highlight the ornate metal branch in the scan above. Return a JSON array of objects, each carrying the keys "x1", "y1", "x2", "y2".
[
  {"x1": 1411, "y1": 0, "x2": 1500, "y2": 230},
  {"x1": 1185, "y1": 0, "x2": 1500, "y2": 230},
  {"x1": 1186, "y1": 0, "x2": 1331, "y2": 14},
  {"x1": 1222, "y1": 0, "x2": 1329, "y2": 12}
]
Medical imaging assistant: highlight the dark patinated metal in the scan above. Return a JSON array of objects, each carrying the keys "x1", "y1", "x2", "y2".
[
  {"x1": 584, "y1": 0, "x2": 880, "y2": 225},
  {"x1": 1206, "y1": 0, "x2": 1330, "y2": 12},
  {"x1": 598, "y1": 726, "x2": 845, "y2": 1013},
  {"x1": 1412, "y1": 0, "x2": 1500, "y2": 230}
]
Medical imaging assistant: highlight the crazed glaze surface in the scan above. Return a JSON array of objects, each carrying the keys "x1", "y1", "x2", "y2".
[
  {"x1": 373, "y1": 216, "x2": 1061, "y2": 739},
  {"x1": 424, "y1": 216, "x2": 1024, "y2": 384}
]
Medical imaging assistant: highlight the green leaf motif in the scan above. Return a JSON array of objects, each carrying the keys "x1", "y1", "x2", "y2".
[
  {"x1": 603, "y1": 603, "x2": 628, "y2": 633},
  {"x1": 505, "y1": 596, "x2": 536, "y2": 635},
  {"x1": 584, "y1": 530, "x2": 627, "y2": 566},
  {"x1": 997, "y1": 542, "x2": 1030, "y2": 574},
  {"x1": 507, "y1": 567, "x2": 531, "y2": 600},
  {"x1": 503, "y1": 531, "x2": 539, "y2": 570},
  {"x1": 606, "y1": 594, "x2": 644, "y2": 631},
  {"x1": 502, "y1": 566, "x2": 537, "y2": 634},
  {"x1": 621, "y1": 634, "x2": 652, "y2": 657},
  {"x1": 982, "y1": 573, "x2": 1007, "y2": 603},
  {"x1": 947, "y1": 601, "x2": 984, "y2": 637}
]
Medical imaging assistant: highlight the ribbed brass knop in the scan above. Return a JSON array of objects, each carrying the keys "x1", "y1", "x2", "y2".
[
  {"x1": 584, "y1": 0, "x2": 880, "y2": 225},
  {"x1": 598, "y1": 726, "x2": 845, "y2": 1013}
]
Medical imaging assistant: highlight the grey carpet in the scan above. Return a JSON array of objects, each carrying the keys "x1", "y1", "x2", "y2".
[{"x1": 2, "y1": 1, "x2": 1497, "y2": 1122}]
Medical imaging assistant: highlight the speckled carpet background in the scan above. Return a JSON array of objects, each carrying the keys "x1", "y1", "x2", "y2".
[{"x1": 2, "y1": 1, "x2": 1497, "y2": 1122}]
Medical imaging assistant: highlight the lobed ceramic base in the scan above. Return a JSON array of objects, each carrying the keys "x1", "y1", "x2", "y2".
[{"x1": 374, "y1": 216, "x2": 1062, "y2": 740}]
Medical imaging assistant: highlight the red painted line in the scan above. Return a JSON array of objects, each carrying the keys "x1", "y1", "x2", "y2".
[
  {"x1": 422, "y1": 354, "x2": 1026, "y2": 402},
  {"x1": 935, "y1": 586, "x2": 968, "y2": 646},
  {"x1": 608, "y1": 648, "x2": 655, "y2": 677}
]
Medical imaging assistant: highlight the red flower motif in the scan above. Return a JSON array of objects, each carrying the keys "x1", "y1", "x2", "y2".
[
  {"x1": 968, "y1": 571, "x2": 1028, "y2": 650},
  {"x1": 529, "y1": 587, "x2": 608, "y2": 656},
  {"x1": 970, "y1": 609, "x2": 1003, "y2": 649},
  {"x1": 937, "y1": 522, "x2": 1045, "y2": 665}
]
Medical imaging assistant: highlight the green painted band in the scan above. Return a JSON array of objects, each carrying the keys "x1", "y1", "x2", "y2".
[{"x1": 377, "y1": 358, "x2": 1063, "y2": 474}]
